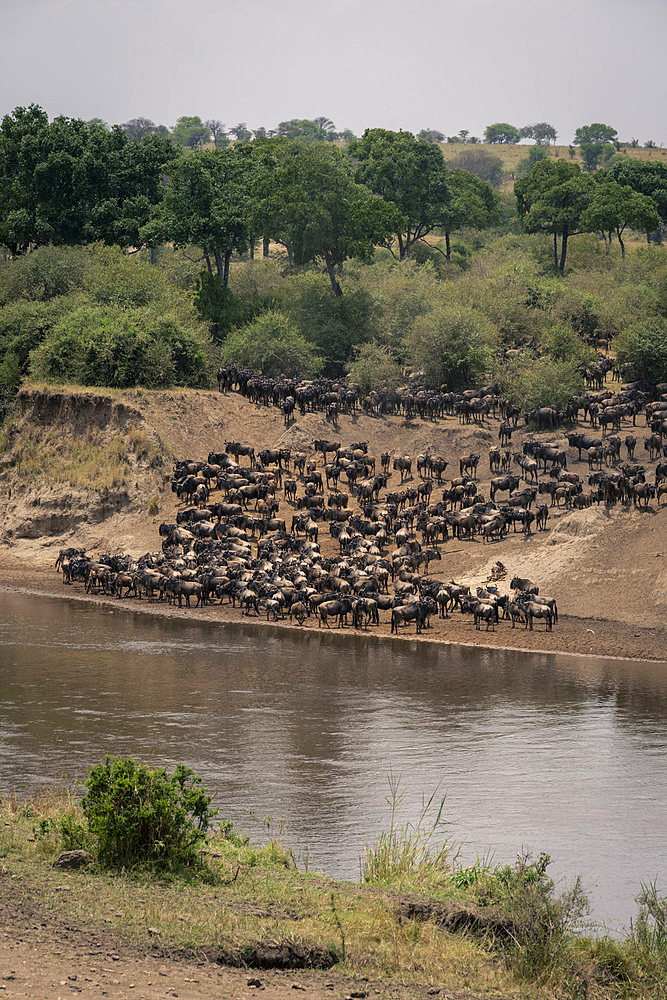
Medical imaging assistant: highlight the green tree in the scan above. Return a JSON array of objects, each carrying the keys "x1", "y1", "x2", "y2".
[
  {"x1": 350, "y1": 129, "x2": 450, "y2": 259},
  {"x1": 615, "y1": 317, "x2": 667, "y2": 383},
  {"x1": 280, "y1": 272, "x2": 375, "y2": 370},
  {"x1": 0, "y1": 105, "x2": 175, "y2": 253},
  {"x1": 607, "y1": 160, "x2": 667, "y2": 224},
  {"x1": 229, "y1": 122, "x2": 253, "y2": 144},
  {"x1": 440, "y1": 169, "x2": 500, "y2": 259},
  {"x1": 574, "y1": 123, "x2": 618, "y2": 145},
  {"x1": 582, "y1": 179, "x2": 660, "y2": 256},
  {"x1": 251, "y1": 139, "x2": 402, "y2": 295},
  {"x1": 484, "y1": 122, "x2": 521, "y2": 144},
  {"x1": 121, "y1": 117, "x2": 167, "y2": 142},
  {"x1": 171, "y1": 116, "x2": 211, "y2": 149},
  {"x1": 220, "y1": 310, "x2": 322, "y2": 377},
  {"x1": 407, "y1": 303, "x2": 497, "y2": 387},
  {"x1": 522, "y1": 122, "x2": 557, "y2": 144},
  {"x1": 515, "y1": 160, "x2": 595, "y2": 272},
  {"x1": 143, "y1": 146, "x2": 251, "y2": 288},
  {"x1": 417, "y1": 129, "x2": 445, "y2": 144},
  {"x1": 516, "y1": 145, "x2": 550, "y2": 178},
  {"x1": 205, "y1": 119, "x2": 229, "y2": 148}
]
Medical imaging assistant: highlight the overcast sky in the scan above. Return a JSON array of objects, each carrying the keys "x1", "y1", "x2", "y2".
[{"x1": 2, "y1": 0, "x2": 665, "y2": 145}]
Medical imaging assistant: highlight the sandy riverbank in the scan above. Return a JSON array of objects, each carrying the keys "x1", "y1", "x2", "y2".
[{"x1": 2, "y1": 567, "x2": 665, "y2": 663}]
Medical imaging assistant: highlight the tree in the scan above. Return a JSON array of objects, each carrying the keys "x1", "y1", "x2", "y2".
[
  {"x1": 515, "y1": 160, "x2": 594, "y2": 272},
  {"x1": 219, "y1": 310, "x2": 322, "y2": 377},
  {"x1": 447, "y1": 148, "x2": 503, "y2": 187},
  {"x1": 121, "y1": 117, "x2": 165, "y2": 142},
  {"x1": 516, "y1": 144, "x2": 550, "y2": 178},
  {"x1": 229, "y1": 122, "x2": 253, "y2": 144},
  {"x1": 574, "y1": 123, "x2": 618, "y2": 145},
  {"x1": 0, "y1": 105, "x2": 175, "y2": 254},
  {"x1": 407, "y1": 303, "x2": 497, "y2": 388},
  {"x1": 350, "y1": 129, "x2": 449, "y2": 260},
  {"x1": 607, "y1": 160, "x2": 667, "y2": 224},
  {"x1": 582, "y1": 179, "x2": 660, "y2": 256},
  {"x1": 484, "y1": 122, "x2": 521, "y2": 144},
  {"x1": 440, "y1": 169, "x2": 500, "y2": 259},
  {"x1": 143, "y1": 146, "x2": 251, "y2": 287},
  {"x1": 251, "y1": 139, "x2": 402, "y2": 295},
  {"x1": 313, "y1": 117, "x2": 337, "y2": 141},
  {"x1": 171, "y1": 116, "x2": 211, "y2": 149},
  {"x1": 522, "y1": 122, "x2": 557, "y2": 144},
  {"x1": 417, "y1": 129, "x2": 445, "y2": 144},
  {"x1": 205, "y1": 120, "x2": 229, "y2": 148}
]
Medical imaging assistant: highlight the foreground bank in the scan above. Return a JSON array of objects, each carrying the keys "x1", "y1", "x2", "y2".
[{"x1": 2, "y1": 789, "x2": 666, "y2": 1000}]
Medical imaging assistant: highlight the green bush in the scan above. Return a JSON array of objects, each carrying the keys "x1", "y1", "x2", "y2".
[
  {"x1": 497, "y1": 355, "x2": 585, "y2": 409},
  {"x1": 406, "y1": 302, "x2": 497, "y2": 388},
  {"x1": 347, "y1": 342, "x2": 403, "y2": 394},
  {"x1": 220, "y1": 310, "x2": 322, "y2": 377},
  {"x1": 81, "y1": 756, "x2": 218, "y2": 871},
  {"x1": 30, "y1": 305, "x2": 207, "y2": 388},
  {"x1": 615, "y1": 317, "x2": 667, "y2": 384}
]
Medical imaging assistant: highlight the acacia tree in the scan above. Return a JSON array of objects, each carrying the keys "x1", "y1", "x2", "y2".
[
  {"x1": 484, "y1": 122, "x2": 521, "y2": 144},
  {"x1": 582, "y1": 179, "x2": 660, "y2": 257},
  {"x1": 251, "y1": 139, "x2": 402, "y2": 295},
  {"x1": 515, "y1": 160, "x2": 594, "y2": 272},
  {"x1": 607, "y1": 160, "x2": 667, "y2": 227},
  {"x1": 349, "y1": 129, "x2": 450, "y2": 259},
  {"x1": 143, "y1": 146, "x2": 250, "y2": 287}
]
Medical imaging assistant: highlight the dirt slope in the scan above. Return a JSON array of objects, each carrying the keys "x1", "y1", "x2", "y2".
[{"x1": 0, "y1": 384, "x2": 665, "y2": 636}]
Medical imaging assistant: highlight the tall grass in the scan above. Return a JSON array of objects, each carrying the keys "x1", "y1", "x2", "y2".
[{"x1": 359, "y1": 774, "x2": 459, "y2": 887}]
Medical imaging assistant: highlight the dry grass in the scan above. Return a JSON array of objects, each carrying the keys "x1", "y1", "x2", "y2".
[{"x1": 10, "y1": 421, "x2": 131, "y2": 491}]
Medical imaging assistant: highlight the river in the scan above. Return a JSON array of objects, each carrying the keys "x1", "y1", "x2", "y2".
[{"x1": 1, "y1": 591, "x2": 665, "y2": 931}]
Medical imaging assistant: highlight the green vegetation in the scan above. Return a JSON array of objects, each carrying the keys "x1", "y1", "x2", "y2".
[
  {"x1": 82, "y1": 756, "x2": 217, "y2": 872},
  {"x1": 0, "y1": 104, "x2": 666, "y2": 404},
  {"x1": 1, "y1": 771, "x2": 665, "y2": 998}
]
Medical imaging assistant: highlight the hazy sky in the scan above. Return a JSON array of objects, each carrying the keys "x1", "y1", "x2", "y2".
[{"x1": 2, "y1": 0, "x2": 665, "y2": 144}]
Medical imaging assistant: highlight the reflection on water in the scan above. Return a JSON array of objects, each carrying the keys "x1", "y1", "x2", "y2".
[{"x1": 1, "y1": 591, "x2": 665, "y2": 930}]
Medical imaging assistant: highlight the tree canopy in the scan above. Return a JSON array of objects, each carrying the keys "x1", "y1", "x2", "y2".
[
  {"x1": 142, "y1": 146, "x2": 251, "y2": 287},
  {"x1": 170, "y1": 116, "x2": 211, "y2": 149},
  {"x1": 251, "y1": 139, "x2": 402, "y2": 295},
  {"x1": 0, "y1": 105, "x2": 175, "y2": 255},
  {"x1": 582, "y1": 179, "x2": 659, "y2": 256},
  {"x1": 350, "y1": 129, "x2": 451, "y2": 259},
  {"x1": 484, "y1": 123, "x2": 521, "y2": 144},
  {"x1": 515, "y1": 160, "x2": 594, "y2": 272}
]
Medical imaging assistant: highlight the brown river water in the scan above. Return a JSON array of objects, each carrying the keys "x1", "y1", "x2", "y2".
[{"x1": 1, "y1": 591, "x2": 665, "y2": 931}]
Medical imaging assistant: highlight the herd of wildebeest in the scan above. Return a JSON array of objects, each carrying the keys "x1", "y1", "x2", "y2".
[{"x1": 55, "y1": 365, "x2": 667, "y2": 637}]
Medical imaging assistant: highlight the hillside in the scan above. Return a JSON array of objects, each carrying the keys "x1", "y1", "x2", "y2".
[{"x1": 1, "y1": 383, "x2": 665, "y2": 659}]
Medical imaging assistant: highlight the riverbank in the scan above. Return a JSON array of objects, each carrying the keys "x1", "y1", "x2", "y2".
[
  {"x1": 2, "y1": 790, "x2": 664, "y2": 1000},
  {"x1": 1, "y1": 566, "x2": 665, "y2": 663}
]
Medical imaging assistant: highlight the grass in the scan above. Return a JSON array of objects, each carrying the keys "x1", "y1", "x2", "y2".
[
  {"x1": 10, "y1": 421, "x2": 132, "y2": 491},
  {"x1": 1, "y1": 784, "x2": 666, "y2": 998}
]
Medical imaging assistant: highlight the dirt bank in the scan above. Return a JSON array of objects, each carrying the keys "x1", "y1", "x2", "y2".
[{"x1": 0, "y1": 384, "x2": 665, "y2": 661}]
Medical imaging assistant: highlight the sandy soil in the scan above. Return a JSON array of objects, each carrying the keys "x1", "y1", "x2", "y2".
[
  {"x1": 0, "y1": 879, "x2": 503, "y2": 1000},
  {"x1": 0, "y1": 385, "x2": 665, "y2": 662}
]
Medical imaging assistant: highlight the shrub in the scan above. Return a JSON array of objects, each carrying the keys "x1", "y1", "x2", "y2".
[
  {"x1": 497, "y1": 355, "x2": 585, "y2": 410},
  {"x1": 279, "y1": 273, "x2": 375, "y2": 371},
  {"x1": 615, "y1": 317, "x2": 667, "y2": 384},
  {"x1": 81, "y1": 756, "x2": 218, "y2": 871},
  {"x1": 407, "y1": 303, "x2": 497, "y2": 388},
  {"x1": 220, "y1": 310, "x2": 322, "y2": 377},
  {"x1": 347, "y1": 343, "x2": 402, "y2": 394},
  {"x1": 29, "y1": 305, "x2": 207, "y2": 388}
]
